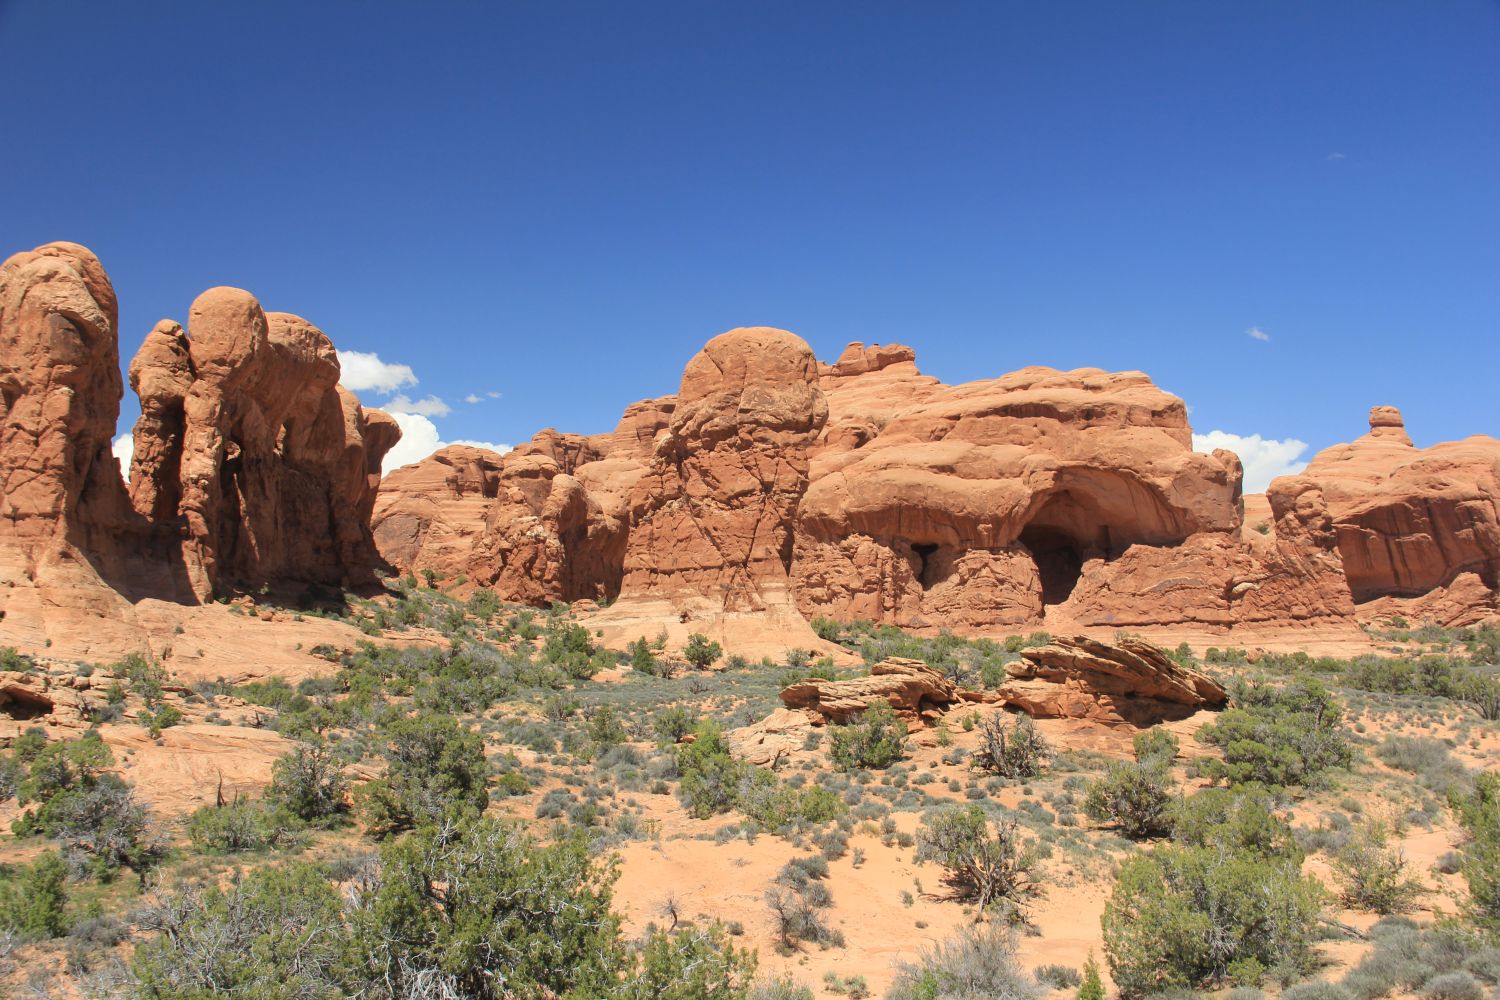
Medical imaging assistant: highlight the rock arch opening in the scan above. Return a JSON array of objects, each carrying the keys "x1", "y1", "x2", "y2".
[
  {"x1": 911, "y1": 542, "x2": 941, "y2": 589},
  {"x1": 1018, "y1": 525, "x2": 1084, "y2": 604}
]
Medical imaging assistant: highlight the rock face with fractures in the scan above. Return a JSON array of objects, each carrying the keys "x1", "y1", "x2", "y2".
[
  {"x1": 1268, "y1": 407, "x2": 1500, "y2": 614},
  {"x1": 379, "y1": 336, "x2": 1396, "y2": 637},
  {"x1": 0, "y1": 241, "x2": 400, "y2": 653},
  {"x1": 1001, "y1": 634, "x2": 1228, "y2": 726}
]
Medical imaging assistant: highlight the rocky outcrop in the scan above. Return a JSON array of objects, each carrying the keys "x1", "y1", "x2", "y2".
[
  {"x1": 0, "y1": 242, "x2": 134, "y2": 558},
  {"x1": 1269, "y1": 407, "x2": 1500, "y2": 606},
  {"x1": 619, "y1": 328, "x2": 828, "y2": 612},
  {"x1": 793, "y1": 367, "x2": 1250, "y2": 629},
  {"x1": 372, "y1": 337, "x2": 1386, "y2": 637},
  {"x1": 780, "y1": 657, "x2": 959, "y2": 724},
  {"x1": 372, "y1": 445, "x2": 506, "y2": 582},
  {"x1": 0, "y1": 242, "x2": 400, "y2": 652},
  {"x1": 1001, "y1": 634, "x2": 1227, "y2": 726},
  {"x1": 121, "y1": 289, "x2": 400, "y2": 598}
]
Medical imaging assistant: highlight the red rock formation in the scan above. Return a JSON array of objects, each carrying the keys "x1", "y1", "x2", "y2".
[
  {"x1": 619, "y1": 327, "x2": 828, "y2": 612},
  {"x1": 1269, "y1": 407, "x2": 1500, "y2": 605},
  {"x1": 1002, "y1": 634, "x2": 1227, "y2": 726},
  {"x1": 372, "y1": 444, "x2": 505, "y2": 580},
  {"x1": 780, "y1": 657, "x2": 959, "y2": 724},
  {"x1": 376, "y1": 337, "x2": 1390, "y2": 637},
  {"x1": 792, "y1": 366, "x2": 1250, "y2": 629},
  {"x1": 0, "y1": 242, "x2": 133, "y2": 555},
  {"x1": 0, "y1": 242, "x2": 400, "y2": 646},
  {"x1": 126, "y1": 290, "x2": 400, "y2": 597}
]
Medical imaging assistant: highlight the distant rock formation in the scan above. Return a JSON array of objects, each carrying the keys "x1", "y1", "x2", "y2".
[
  {"x1": 379, "y1": 334, "x2": 1426, "y2": 637},
  {"x1": 0, "y1": 241, "x2": 399, "y2": 646},
  {"x1": 1267, "y1": 406, "x2": 1500, "y2": 622}
]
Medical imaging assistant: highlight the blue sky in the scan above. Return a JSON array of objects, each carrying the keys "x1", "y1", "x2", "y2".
[{"x1": 2, "y1": 2, "x2": 1496, "y2": 489}]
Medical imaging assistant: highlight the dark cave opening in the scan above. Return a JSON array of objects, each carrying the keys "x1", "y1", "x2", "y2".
[
  {"x1": 0, "y1": 688, "x2": 53, "y2": 722},
  {"x1": 1018, "y1": 525, "x2": 1084, "y2": 605},
  {"x1": 911, "y1": 542, "x2": 941, "y2": 590}
]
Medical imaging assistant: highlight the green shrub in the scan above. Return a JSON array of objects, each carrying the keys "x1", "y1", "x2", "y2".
[
  {"x1": 915, "y1": 805, "x2": 1039, "y2": 914},
  {"x1": 130, "y1": 861, "x2": 354, "y2": 996},
  {"x1": 1103, "y1": 787, "x2": 1321, "y2": 996},
  {"x1": 0, "y1": 851, "x2": 69, "y2": 938},
  {"x1": 1078, "y1": 952, "x2": 1105, "y2": 1000},
  {"x1": 1083, "y1": 757, "x2": 1176, "y2": 838},
  {"x1": 677, "y1": 720, "x2": 754, "y2": 818},
  {"x1": 11, "y1": 731, "x2": 158, "y2": 874},
  {"x1": 653, "y1": 705, "x2": 697, "y2": 745},
  {"x1": 356, "y1": 713, "x2": 488, "y2": 835},
  {"x1": 685, "y1": 633, "x2": 724, "y2": 671},
  {"x1": 1133, "y1": 727, "x2": 1180, "y2": 764},
  {"x1": 266, "y1": 741, "x2": 349, "y2": 824},
  {"x1": 186, "y1": 800, "x2": 299, "y2": 853},
  {"x1": 1034, "y1": 963, "x2": 1082, "y2": 988},
  {"x1": 1332, "y1": 824, "x2": 1422, "y2": 914},
  {"x1": 828, "y1": 699, "x2": 907, "y2": 771},
  {"x1": 1084, "y1": 731, "x2": 1178, "y2": 838},
  {"x1": 1194, "y1": 677, "x2": 1353, "y2": 788},
  {"x1": 1451, "y1": 772, "x2": 1500, "y2": 932}
]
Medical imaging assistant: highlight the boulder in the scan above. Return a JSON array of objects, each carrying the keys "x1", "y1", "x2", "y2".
[
  {"x1": 780, "y1": 657, "x2": 958, "y2": 724},
  {"x1": 1001, "y1": 634, "x2": 1227, "y2": 726}
]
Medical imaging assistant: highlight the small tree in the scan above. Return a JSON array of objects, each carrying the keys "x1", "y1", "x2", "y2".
[
  {"x1": 828, "y1": 699, "x2": 907, "y2": 772},
  {"x1": 267, "y1": 741, "x2": 349, "y2": 824},
  {"x1": 1194, "y1": 677, "x2": 1353, "y2": 788},
  {"x1": 677, "y1": 720, "x2": 752, "y2": 818},
  {"x1": 684, "y1": 633, "x2": 723, "y2": 671},
  {"x1": 972, "y1": 712, "x2": 1050, "y2": 778},
  {"x1": 1084, "y1": 726, "x2": 1178, "y2": 838},
  {"x1": 916, "y1": 805, "x2": 1039, "y2": 914},
  {"x1": 1084, "y1": 758, "x2": 1176, "y2": 838},
  {"x1": 1451, "y1": 772, "x2": 1500, "y2": 932},
  {"x1": 1077, "y1": 952, "x2": 1104, "y2": 1000},
  {"x1": 356, "y1": 713, "x2": 489, "y2": 835},
  {"x1": 1102, "y1": 788, "x2": 1322, "y2": 996},
  {"x1": 630, "y1": 636, "x2": 661, "y2": 675},
  {"x1": 0, "y1": 850, "x2": 69, "y2": 938}
]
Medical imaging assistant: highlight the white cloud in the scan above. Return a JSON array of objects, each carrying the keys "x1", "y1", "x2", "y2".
[
  {"x1": 381, "y1": 412, "x2": 511, "y2": 475},
  {"x1": 336, "y1": 350, "x2": 418, "y2": 394},
  {"x1": 486, "y1": 391, "x2": 502, "y2": 399},
  {"x1": 464, "y1": 393, "x2": 482, "y2": 404},
  {"x1": 1327, "y1": 152, "x2": 1346, "y2": 161},
  {"x1": 1193, "y1": 430, "x2": 1310, "y2": 493},
  {"x1": 449, "y1": 438, "x2": 512, "y2": 454},
  {"x1": 112, "y1": 434, "x2": 133, "y2": 482},
  {"x1": 1246, "y1": 326, "x2": 1271, "y2": 343},
  {"x1": 385, "y1": 394, "x2": 452, "y2": 418}
]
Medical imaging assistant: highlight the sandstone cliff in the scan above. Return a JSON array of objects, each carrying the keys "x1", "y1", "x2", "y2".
[{"x1": 376, "y1": 335, "x2": 1470, "y2": 642}]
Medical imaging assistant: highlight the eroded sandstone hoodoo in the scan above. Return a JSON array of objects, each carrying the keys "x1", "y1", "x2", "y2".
[{"x1": 0, "y1": 242, "x2": 400, "y2": 639}]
